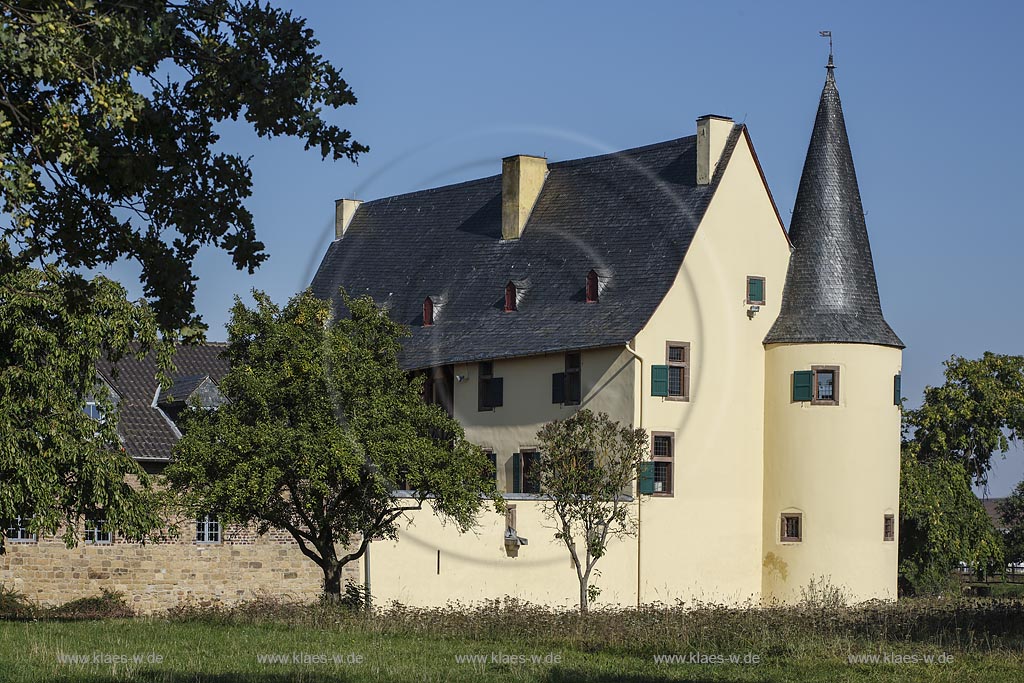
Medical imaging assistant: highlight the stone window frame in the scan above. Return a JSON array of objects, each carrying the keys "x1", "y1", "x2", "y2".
[
  {"x1": 780, "y1": 512, "x2": 802, "y2": 543},
  {"x1": 746, "y1": 275, "x2": 766, "y2": 305},
  {"x1": 811, "y1": 365, "x2": 840, "y2": 406},
  {"x1": 665, "y1": 341, "x2": 691, "y2": 402},
  {"x1": 884, "y1": 513, "x2": 895, "y2": 542},
  {"x1": 650, "y1": 431, "x2": 674, "y2": 497}
]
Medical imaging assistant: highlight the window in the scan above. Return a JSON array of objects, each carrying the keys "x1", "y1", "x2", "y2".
[
  {"x1": 83, "y1": 401, "x2": 103, "y2": 421},
  {"x1": 746, "y1": 276, "x2": 766, "y2": 305},
  {"x1": 651, "y1": 432, "x2": 674, "y2": 496},
  {"x1": 482, "y1": 450, "x2": 497, "y2": 487},
  {"x1": 84, "y1": 518, "x2": 112, "y2": 545},
  {"x1": 3, "y1": 515, "x2": 35, "y2": 543},
  {"x1": 894, "y1": 374, "x2": 902, "y2": 406},
  {"x1": 811, "y1": 366, "x2": 839, "y2": 405},
  {"x1": 195, "y1": 514, "x2": 220, "y2": 543},
  {"x1": 884, "y1": 514, "x2": 895, "y2": 542},
  {"x1": 423, "y1": 297, "x2": 434, "y2": 326},
  {"x1": 780, "y1": 513, "x2": 802, "y2": 542},
  {"x1": 513, "y1": 450, "x2": 542, "y2": 494},
  {"x1": 586, "y1": 270, "x2": 599, "y2": 303},
  {"x1": 667, "y1": 342, "x2": 690, "y2": 400},
  {"x1": 478, "y1": 361, "x2": 503, "y2": 411},
  {"x1": 564, "y1": 352, "x2": 581, "y2": 405},
  {"x1": 504, "y1": 282, "x2": 517, "y2": 312}
]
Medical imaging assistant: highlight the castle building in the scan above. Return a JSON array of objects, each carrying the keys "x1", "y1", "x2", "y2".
[{"x1": 310, "y1": 57, "x2": 904, "y2": 606}]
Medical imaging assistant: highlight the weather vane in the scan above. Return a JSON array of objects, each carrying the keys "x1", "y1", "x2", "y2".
[{"x1": 819, "y1": 30, "x2": 833, "y2": 59}]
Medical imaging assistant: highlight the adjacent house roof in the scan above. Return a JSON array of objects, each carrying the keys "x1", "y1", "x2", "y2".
[
  {"x1": 98, "y1": 344, "x2": 228, "y2": 461},
  {"x1": 764, "y1": 57, "x2": 903, "y2": 348},
  {"x1": 311, "y1": 128, "x2": 741, "y2": 370},
  {"x1": 981, "y1": 498, "x2": 1008, "y2": 532}
]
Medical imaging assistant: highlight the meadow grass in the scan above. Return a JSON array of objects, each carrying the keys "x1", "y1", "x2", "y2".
[{"x1": 1, "y1": 595, "x2": 1023, "y2": 682}]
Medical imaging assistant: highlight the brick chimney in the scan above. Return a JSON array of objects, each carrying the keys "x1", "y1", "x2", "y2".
[
  {"x1": 696, "y1": 115, "x2": 733, "y2": 185},
  {"x1": 334, "y1": 198, "x2": 362, "y2": 240},
  {"x1": 501, "y1": 155, "x2": 547, "y2": 240}
]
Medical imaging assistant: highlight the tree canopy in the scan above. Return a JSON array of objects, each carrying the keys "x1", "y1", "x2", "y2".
[
  {"x1": 534, "y1": 409, "x2": 647, "y2": 612},
  {"x1": 165, "y1": 289, "x2": 501, "y2": 596},
  {"x1": 997, "y1": 482, "x2": 1024, "y2": 566},
  {"x1": 1, "y1": 0, "x2": 366, "y2": 331}
]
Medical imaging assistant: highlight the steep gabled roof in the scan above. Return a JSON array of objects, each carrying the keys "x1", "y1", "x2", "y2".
[
  {"x1": 312, "y1": 127, "x2": 742, "y2": 370},
  {"x1": 765, "y1": 58, "x2": 903, "y2": 348},
  {"x1": 99, "y1": 344, "x2": 228, "y2": 461}
]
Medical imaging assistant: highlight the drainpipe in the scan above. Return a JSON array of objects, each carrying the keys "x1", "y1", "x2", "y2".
[{"x1": 623, "y1": 341, "x2": 645, "y2": 608}]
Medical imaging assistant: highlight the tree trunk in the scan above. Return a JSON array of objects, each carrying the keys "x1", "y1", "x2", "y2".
[
  {"x1": 323, "y1": 564, "x2": 343, "y2": 600},
  {"x1": 579, "y1": 579, "x2": 589, "y2": 613}
]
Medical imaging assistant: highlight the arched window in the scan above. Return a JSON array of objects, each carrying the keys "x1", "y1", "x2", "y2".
[
  {"x1": 586, "y1": 270, "x2": 599, "y2": 303},
  {"x1": 423, "y1": 297, "x2": 434, "y2": 326},
  {"x1": 504, "y1": 282, "x2": 517, "y2": 312}
]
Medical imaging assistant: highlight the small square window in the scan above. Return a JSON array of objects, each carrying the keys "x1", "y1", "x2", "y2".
[
  {"x1": 781, "y1": 513, "x2": 802, "y2": 542},
  {"x1": 884, "y1": 514, "x2": 895, "y2": 542},
  {"x1": 196, "y1": 514, "x2": 220, "y2": 543},
  {"x1": 746, "y1": 276, "x2": 765, "y2": 305},
  {"x1": 811, "y1": 366, "x2": 839, "y2": 406},
  {"x1": 84, "y1": 518, "x2": 112, "y2": 545}
]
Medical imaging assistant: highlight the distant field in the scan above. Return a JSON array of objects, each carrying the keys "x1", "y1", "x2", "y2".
[{"x1": 2, "y1": 597, "x2": 1024, "y2": 682}]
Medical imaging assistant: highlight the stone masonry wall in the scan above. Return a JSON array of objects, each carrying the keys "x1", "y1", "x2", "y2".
[{"x1": 0, "y1": 522, "x2": 361, "y2": 614}]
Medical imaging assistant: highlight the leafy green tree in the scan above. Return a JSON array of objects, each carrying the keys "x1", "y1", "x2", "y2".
[
  {"x1": 535, "y1": 409, "x2": 647, "y2": 612},
  {"x1": 1, "y1": 0, "x2": 366, "y2": 330},
  {"x1": 997, "y1": 481, "x2": 1024, "y2": 566},
  {"x1": 165, "y1": 290, "x2": 501, "y2": 597},
  {"x1": 0, "y1": 247, "x2": 169, "y2": 553},
  {"x1": 908, "y1": 353, "x2": 1024, "y2": 485},
  {"x1": 898, "y1": 442, "x2": 1004, "y2": 594}
]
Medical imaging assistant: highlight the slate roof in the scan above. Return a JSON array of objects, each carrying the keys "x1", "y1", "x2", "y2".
[
  {"x1": 98, "y1": 344, "x2": 228, "y2": 461},
  {"x1": 311, "y1": 128, "x2": 741, "y2": 370},
  {"x1": 764, "y1": 58, "x2": 903, "y2": 348}
]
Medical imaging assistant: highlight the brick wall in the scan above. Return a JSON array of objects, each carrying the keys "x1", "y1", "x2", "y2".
[{"x1": 0, "y1": 522, "x2": 361, "y2": 613}]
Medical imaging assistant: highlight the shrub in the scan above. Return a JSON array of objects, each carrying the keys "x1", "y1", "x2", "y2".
[
  {"x1": 0, "y1": 585, "x2": 35, "y2": 620},
  {"x1": 46, "y1": 589, "x2": 135, "y2": 620}
]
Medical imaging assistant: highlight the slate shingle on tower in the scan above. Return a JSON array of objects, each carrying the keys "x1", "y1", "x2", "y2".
[{"x1": 765, "y1": 57, "x2": 903, "y2": 348}]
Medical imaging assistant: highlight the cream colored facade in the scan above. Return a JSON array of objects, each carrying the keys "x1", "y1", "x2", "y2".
[{"x1": 366, "y1": 119, "x2": 902, "y2": 608}]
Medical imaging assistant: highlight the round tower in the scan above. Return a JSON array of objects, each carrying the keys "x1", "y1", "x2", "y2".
[{"x1": 762, "y1": 55, "x2": 904, "y2": 604}]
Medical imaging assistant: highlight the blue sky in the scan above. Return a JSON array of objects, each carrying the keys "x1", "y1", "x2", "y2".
[{"x1": 100, "y1": 1, "x2": 1024, "y2": 495}]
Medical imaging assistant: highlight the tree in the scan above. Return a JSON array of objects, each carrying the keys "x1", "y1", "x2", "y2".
[
  {"x1": 898, "y1": 442, "x2": 1004, "y2": 594},
  {"x1": 908, "y1": 353, "x2": 1024, "y2": 485},
  {"x1": 534, "y1": 409, "x2": 648, "y2": 612},
  {"x1": 1, "y1": 1, "x2": 364, "y2": 553},
  {"x1": 165, "y1": 289, "x2": 502, "y2": 597},
  {"x1": 0, "y1": 247, "x2": 169, "y2": 553},
  {"x1": 997, "y1": 481, "x2": 1024, "y2": 566},
  {"x1": 1, "y1": 0, "x2": 366, "y2": 331}
]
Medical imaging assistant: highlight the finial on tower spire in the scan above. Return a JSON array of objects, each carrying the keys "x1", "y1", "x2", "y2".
[{"x1": 819, "y1": 30, "x2": 834, "y2": 70}]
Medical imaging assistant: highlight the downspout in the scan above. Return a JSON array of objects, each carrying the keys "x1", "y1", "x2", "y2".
[{"x1": 624, "y1": 341, "x2": 645, "y2": 608}]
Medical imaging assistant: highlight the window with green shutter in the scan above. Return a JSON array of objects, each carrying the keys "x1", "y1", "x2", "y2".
[
  {"x1": 651, "y1": 365, "x2": 668, "y2": 397},
  {"x1": 746, "y1": 276, "x2": 765, "y2": 305},
  {"x1": 894, "y1": 374, "x2": 902, "y2": 406},
  {"x1": 638, "y1": 462, "x2": 656, "y2": 495},
  {"x1": 793, "y1": 370, "x2": 813, "y2": 402},
  {"x1": 511, "y1": 452, "x2": 521, "y2": 493}
]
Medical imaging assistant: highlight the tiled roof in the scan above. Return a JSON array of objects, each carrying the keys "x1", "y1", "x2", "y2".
[
  {"x1": 158, "y1": 373, "x2": 209, "y2": 404},
  {"x1": 98, "y1": 344, "x2": 228, "y2": 461},
  {"x1": 311, "y1": 128, "x2": 741, "y2": 370},
  {"x1": 765, "y1": 59, "x2": 903, "y2": 348}
]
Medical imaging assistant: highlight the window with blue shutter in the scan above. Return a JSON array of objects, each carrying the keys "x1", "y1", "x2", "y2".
[
  {"x1": 651, "y1": 365, "x2": 669, "y2": 397},
  {"x1": 793, "y1": 370, "x2": 813, "y2": 402},
  {"x1": 894, "y1": 374, "x2": 902, "y2": 406}
]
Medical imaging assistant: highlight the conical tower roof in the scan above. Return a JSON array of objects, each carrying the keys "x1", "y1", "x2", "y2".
[{"x1": 765, "y1": 57, "x2": 903, "y2": 348}]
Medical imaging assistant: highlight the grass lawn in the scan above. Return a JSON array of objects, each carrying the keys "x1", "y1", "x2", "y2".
[{"x1": 2, "y1": 598, "x2": 1024, "y2": 682}]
